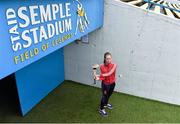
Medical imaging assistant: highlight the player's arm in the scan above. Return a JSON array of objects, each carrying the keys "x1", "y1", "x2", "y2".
[{"x1": 101, "y1": 64, "x2": 117, "y2": 77}]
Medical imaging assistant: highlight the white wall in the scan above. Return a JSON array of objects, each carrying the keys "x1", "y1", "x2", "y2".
[{"x1": 64, "y1": 0, "x2": 180, "y2": 105}]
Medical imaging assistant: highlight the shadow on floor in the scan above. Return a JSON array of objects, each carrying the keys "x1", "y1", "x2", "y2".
[{"x1": 0, "y1": 74, "x2": 20, "y2": 117}]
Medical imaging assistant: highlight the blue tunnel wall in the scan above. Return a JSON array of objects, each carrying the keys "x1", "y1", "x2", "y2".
[{"x1": 15, "y1": 49, "x2": 64, "y2": 116}]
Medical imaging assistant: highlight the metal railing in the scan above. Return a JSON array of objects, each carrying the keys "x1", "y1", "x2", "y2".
[{"x1": 144, "y1": 0, "x2": 180, "y2": 13}]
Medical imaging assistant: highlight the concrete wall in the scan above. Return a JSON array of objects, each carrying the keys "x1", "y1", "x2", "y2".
[{"x1": 64, "y1": 0, "x2": 180, "y2": 105}]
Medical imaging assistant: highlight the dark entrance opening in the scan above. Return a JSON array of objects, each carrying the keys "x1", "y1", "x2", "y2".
[{"x1": 0, "y1": 74, "x2": 20, "y2": 119}]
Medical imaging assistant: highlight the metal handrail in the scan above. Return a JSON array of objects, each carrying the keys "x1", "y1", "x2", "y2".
[{"x1": 144, "y1": 0, "x2": 180, "y2": 13}]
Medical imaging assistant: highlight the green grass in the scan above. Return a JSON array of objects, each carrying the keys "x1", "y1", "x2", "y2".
[{"x1": 1, "y1": 80, "x2": 180, "y2": 123}]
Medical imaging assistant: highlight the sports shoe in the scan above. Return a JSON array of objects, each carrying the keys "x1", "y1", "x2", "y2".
[
  {"x1": 104, "y1": 103, "x2": 113, "y2": 110},
  {"x1": 99, "y1": 109, "x2": 108, "y2": 117}
]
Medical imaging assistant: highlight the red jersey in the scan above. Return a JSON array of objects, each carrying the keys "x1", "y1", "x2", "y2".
[{"x1": 99, "y1": 63, "x2": 117, "y2": 85}]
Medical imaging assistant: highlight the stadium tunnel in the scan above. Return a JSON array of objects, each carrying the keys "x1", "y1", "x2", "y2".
[{"x1": 0, "y1": 74, "x2": 20, "y2": 116}]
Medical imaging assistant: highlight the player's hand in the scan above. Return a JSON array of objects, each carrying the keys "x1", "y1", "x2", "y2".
[{"x1": 95, "y1": 75, "x2": 100, "y2": 80}]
